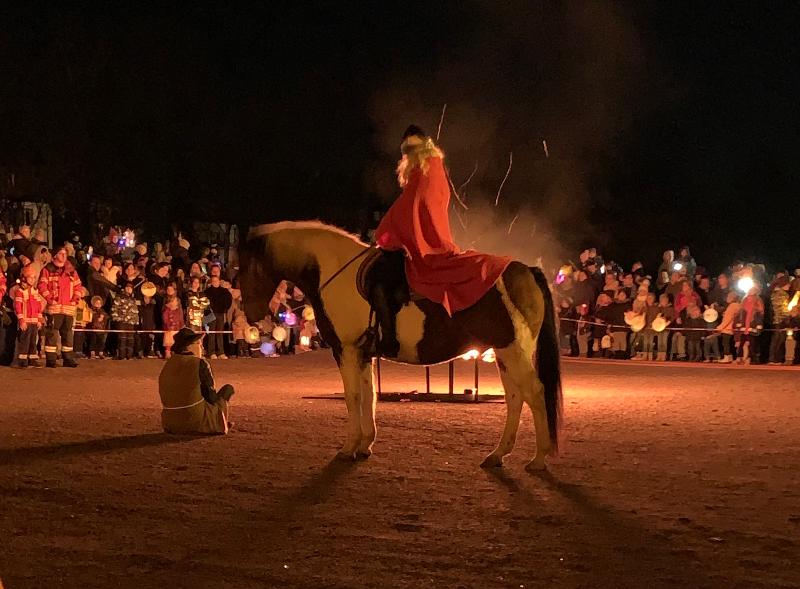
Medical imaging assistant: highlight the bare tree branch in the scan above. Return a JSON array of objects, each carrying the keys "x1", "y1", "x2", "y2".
[{"x1": 494, "y1": 152, "x2": 513, "y2": 207}]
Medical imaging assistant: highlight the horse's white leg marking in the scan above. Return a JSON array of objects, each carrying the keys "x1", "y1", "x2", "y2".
[
  {"x1": 337, "y1": 346, "x2": 363, "y2": 460},
  {"x1": 495, "y1": 277, "x2": 552, "y2": 471},
  {"x1": 481, "y1": 346, "x2": 524, "y2": 468},
  {"x1": 357, "y1": 358, "x2": 377, "y2": 457},
  {"x1": 525, "y1": 374, "x2": 551, "y2": 472}
]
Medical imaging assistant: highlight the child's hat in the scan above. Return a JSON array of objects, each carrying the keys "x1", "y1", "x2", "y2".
[{"x1": 91, "y1": 295, "x2": 104, "y2": 307}]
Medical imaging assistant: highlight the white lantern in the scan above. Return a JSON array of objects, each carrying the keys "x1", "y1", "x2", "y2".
[{"x1": 272, "y1": 326, "x2": 288, "y2": 342}]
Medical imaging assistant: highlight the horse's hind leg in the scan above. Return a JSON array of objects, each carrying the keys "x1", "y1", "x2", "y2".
[
  {"x1": 336, "y1": 345, "x2": 364, "y2": 460},
  {"x1": 481, "y1": 346, "x2": 524, "y2": 468},
  {"x1": 524, "y1": 374, "x2": 552, "y2": 472},
  {"x1": 357, "y1": 359, "x2": 377, "y2": 458}
]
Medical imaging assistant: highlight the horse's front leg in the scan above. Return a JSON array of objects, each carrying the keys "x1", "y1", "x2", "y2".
[
  {"x1": 336, "y1": 346, "x2": 364, "y2": 460},
  {"x1": 356, "y1": 358, "x2": 377, "y2": 458}
]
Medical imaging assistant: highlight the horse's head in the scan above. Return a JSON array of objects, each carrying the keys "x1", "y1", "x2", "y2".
[{"x1": 238, "y1": 234, "x2": 276, "y2": 325}]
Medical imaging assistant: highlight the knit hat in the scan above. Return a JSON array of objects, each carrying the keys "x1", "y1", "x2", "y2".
[{"x1": 773, "y1": 275, "x2": 791, "y2": 289}]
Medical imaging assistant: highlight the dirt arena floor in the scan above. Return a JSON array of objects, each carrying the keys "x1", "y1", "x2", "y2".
[{"x1": 1, "y1": 353, "x2": 798, "y2": 589}]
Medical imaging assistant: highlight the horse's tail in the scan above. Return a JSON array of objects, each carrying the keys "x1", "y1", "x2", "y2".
[{"x1": 529, "y1": 266, "x2": 563, "y2": 453}]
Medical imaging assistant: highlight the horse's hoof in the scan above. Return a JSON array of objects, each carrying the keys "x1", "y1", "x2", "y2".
[
  {"x1": 480, "y1": 454, "x2": 504, "y2": 468},
  {"x1": 336, "y1": 450, "x2": 358, "y2": 461},
  {"x1": 525, "y1": 459, "x2": 548, "y2": 473},
  {"x1": 356, "y1": 449, "x2": 372, "y2": 460}
]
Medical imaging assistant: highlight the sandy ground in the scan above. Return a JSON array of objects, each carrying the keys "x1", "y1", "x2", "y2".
[{"x1": 0, "y1": 353, "x2": 798, "y2": 589}]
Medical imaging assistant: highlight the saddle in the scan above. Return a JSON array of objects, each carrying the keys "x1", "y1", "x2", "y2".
[{"x1": 356, "y1": 248, "x2": 412, "y2": 308}]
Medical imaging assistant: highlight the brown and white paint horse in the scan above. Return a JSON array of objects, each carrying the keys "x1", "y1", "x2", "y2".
[{"x1": 239, "y1": 221, "x2": 562, "y2": 470}]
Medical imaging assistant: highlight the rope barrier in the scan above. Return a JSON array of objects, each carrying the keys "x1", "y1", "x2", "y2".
[
  {"x1": 558, "y1": 316, "x2": 795, "y2": 334},
  {"x1": 73, "y1": 328, "x2": 234, "y2": 334}
]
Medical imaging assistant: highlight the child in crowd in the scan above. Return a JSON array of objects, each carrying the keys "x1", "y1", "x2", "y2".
[
  {"x1": 13, "y1": 265, "x2": 45, "y2": 368},
  {"x1": 139, "y1": 291, "x2": 158, "y2": 358},
  {"x1": 737, "y1": 286, "x2": 765, "y2": 364},
  {"x1": 576, "y1": 303, "x2": 592, "y2": 357},
  {"x1": 73, "y1": 288, "x2": 91, "y2": 358},
  {"x1": 609, "y1": 290, "x2": 632, "y2": 359},
  {"x1": 111, "y1": 281, "x2": 139, "y2": 360},
  {"x1": 639, "y1": 292, "x2": 659, "y2": 361},
  {"x1": 655, "y1": 294, "x2": 675, "y2": 361},
  {"x1": 231, "y1": 303, "x2": 250, "y2": 358},
  {"x1": 88, "y1": 296, "x2": 109, "y2": 359},
  {"x1": 683, "y1": 304, "x2": 706, "y2": 361},
  {"x1": 185, "y1": 276, "x2": 210, "y2": 333},
  {"x1": 714, "y1": 292, "x2": 740, "y2": 363},
  {"x1": 162, "y1": 282, "x2": 185, "y2": 359},
  {"x1": 558, "y1": 297, "x2": 579, "y2": 356},
  {"x1": 592, "y1": 293, "x2": 614, "y2": 358}
]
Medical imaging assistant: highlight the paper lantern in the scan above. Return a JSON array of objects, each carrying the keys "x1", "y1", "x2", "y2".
[
  {"x1": 652, "y1": 316, "x2": 668, "y2": 333},
  {"x1": 141, "y1": 281, "x2": 157, "y2": 297},
  {"x1": 272, "y1": 326, "x2": 288, "y2": 342},
  {"x1": 245, "y1": 326, "x2": 260, "y2": 344},
  {"x1": 300, "y1": 335, "x2": 311, "y2": 347},
  {"x1": 302, "y1": 305, "x2": 315, "y2": 321},
  {"x1": 260, "y1": 342, "x2": 276, "y2": 356},
  {"x1": 284, "y1": 312, "x2": 298, "y2": 327},
  {"x1": 629, "y1": 314, "x2": 646, "y2": 332},
  {"x1": 703, "y1": 307, "x2": 719, "y2": 323}
]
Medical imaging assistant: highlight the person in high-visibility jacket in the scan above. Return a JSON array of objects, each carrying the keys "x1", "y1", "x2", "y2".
[{"x1": 158, "y1": 327, "x2": 234, "y2": 434}]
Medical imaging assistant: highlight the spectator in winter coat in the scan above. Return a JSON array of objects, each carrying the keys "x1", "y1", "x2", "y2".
[
  {"x1": 138, "y1": 293, "x2": 158, "y2": 358},
  {"x1": 696, "y1": 276, "x2": 712, "y2": 307},
  {"x1": 674, "y1": 280, "x2": 703, "y2": 317},
  {"x1": 676, "y1": 246, "x2": 697, "y2": 280},
  {"x1": 88, "y1": 296, "x2": 109, "y2": 359},
  {"x1": 768, "y1": 276, "x2": 792, "y2": 364},
  {"x1": 656, "y1": 250, "x2": 675, "y2": 291},
  {"x1": 737, "y1": 286, "x2": 765, "y2": 364},
  {"x1": 162, "y1": 283, "x2": 185, "y2": 359},
  {"x1": 111, "y1": 282, "x2": 139, "y2": 360},
  {"x1": 709, "y1": 274, "x2": 732, "y2": 309},
  {"x1": 185, "y1": 277, "x2": 210, "y2": 333},
  {"x1": 204, "y1": 275, "x2": 232, "y2": 359},
  {"x1": 664, "y1": 271, "x2": 683, "y2": 301},
  {"x1": 654, "y1": 293, "x2": 675, "y2": 361},
  {"x1": 683, "y1": 305, "x2": 706, "y2": 361},
  {"x1": 85, "y1": 255, "x2": 119, "y2": 305},
  {"x1": 715, "y1": 292, "x2": 741, "y2": 363},
  {"x1": 557, "y1": 298, "x2": 579, "y2": 356}
]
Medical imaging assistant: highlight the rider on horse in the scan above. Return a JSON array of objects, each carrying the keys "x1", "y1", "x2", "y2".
[{"x1": 372, "y1": 125, "x2": 512, "y2": 357}]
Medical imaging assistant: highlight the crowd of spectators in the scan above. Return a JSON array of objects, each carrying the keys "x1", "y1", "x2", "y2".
[
  {"x1": 0, "y1": 225, "x2": 320, "y2": 368},
  {"x1": 553, "y1": 246, "x2": 800, "y2": 365}
]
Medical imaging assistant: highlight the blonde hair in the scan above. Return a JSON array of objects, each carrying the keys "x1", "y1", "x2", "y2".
[{"x1": 396, "y1": 137, "x2": 444, "y2": 187}]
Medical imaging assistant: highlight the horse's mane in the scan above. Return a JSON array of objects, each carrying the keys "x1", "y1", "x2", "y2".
[{"x1": 248, "y1": 220, "x2": 368, "y2": 247}]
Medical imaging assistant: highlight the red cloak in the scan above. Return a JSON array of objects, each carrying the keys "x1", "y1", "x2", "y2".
[{"x1": 375, "y1": 157, "x2": 512, "y2": 315}]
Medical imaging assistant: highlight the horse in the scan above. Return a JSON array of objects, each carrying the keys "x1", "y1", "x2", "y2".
[{"x1": 238, "y1": 221, "x2": 562, "y2": 471}]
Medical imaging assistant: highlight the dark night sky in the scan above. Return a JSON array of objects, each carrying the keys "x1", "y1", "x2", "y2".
[{"x1": 1, "y1": 2, "x2": 798, "y2": 272}]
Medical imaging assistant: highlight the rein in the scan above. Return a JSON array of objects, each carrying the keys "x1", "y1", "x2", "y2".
[{"x1": 319, "y1": 246, "x2": 375, "y2": 294}]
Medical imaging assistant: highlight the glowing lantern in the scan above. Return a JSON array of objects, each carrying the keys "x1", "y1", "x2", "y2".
[
  {"x1": 260, "y1": 342, "x2": 276, "y2": 356},
  {"x1": 302, "y1": 305, "x2": 315, "y2": 321},
  {"x1": 702, "y1": 307, "x2": 719, "y2": 323},
  {"x1": 787, "y1": 329, "x2": 795, "y2": 338},
  {"x1": 736, "y1": 276, "x2": 755, "y2": 293},
  {"x1": 481, "y1": 348, "x2": 496, "y2": 363},
  {"x1": 284, "y1": 312, "x2": 298, "y2": 327},
  {"x1": 673, "y1": 262, "x2": 683, "y2": 272},
  {"x1": 300, "y1": 335, "x2": 311, "y2": 347},
  {"x1": 788, "y1": 291, "x2": 799, "y2": 311},
  {"x1": 245, "y1": 326, "x2": 260, "y2": 344},
  {"x1": 272, "y1": 326, "x2": 288, "y2": 342}
]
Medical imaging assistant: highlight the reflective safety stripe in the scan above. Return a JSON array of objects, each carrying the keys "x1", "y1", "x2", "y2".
[
  {"x1": 62, "y1": 347, "x2": 73, "y2": 352},
  {"x1": 18, "y1": 354, "x2": 28, "y2": 359},
  {"x1": 44, "y1": 346, "x2": 58, "y2": 353},
  {"x1": 162, "y1": 398, "x2": 205, "y2": 410}
]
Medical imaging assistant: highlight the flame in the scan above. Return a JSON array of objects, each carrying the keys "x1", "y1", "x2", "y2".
[
  {"x1": 481, "y1": 349, "x2": 496, "y2": 363},
  {"x1": 788, "y1": 291, "x2": 799, "y2": 311},
  {"x1": 461, "y1": 349, "x2": 480, "y2": 360}
]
